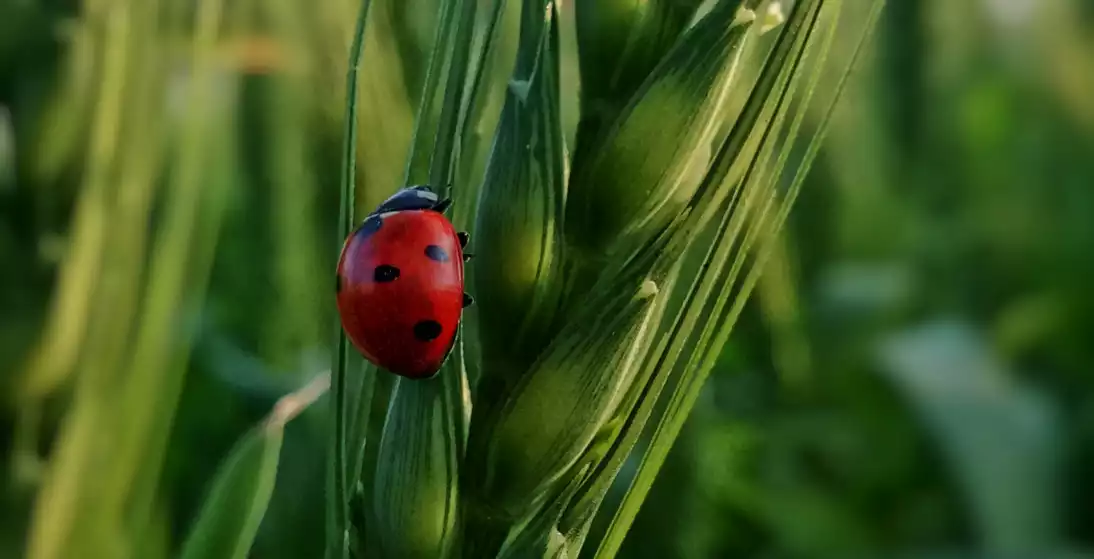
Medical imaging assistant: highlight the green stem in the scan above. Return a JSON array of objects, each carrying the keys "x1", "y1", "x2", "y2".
[{"x1": 329, "y1": 1, "x2": 372, "y2": 558}]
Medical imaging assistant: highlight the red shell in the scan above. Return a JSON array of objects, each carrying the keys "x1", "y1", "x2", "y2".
[{"x1": 336, "y1": 209, "x2": 465, "y2": 379}]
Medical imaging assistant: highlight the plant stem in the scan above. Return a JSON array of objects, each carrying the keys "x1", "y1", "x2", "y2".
[{"x1": 328, "y1": 2, "x2": 372, "y2": 558}]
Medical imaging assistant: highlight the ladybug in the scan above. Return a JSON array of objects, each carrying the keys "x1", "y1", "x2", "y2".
[{"x1": 335, "y1": 185, "x2": 474, "y2": 379}]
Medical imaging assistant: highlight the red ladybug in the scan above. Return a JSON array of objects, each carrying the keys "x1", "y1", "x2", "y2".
[{"x1": 335, "y1": 185, "x2": 474, "y2": 379}]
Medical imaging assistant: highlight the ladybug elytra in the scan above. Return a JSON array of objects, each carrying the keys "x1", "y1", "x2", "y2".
[{"x1": 335, "y1": 185, "x2": 474, "y2": 379}]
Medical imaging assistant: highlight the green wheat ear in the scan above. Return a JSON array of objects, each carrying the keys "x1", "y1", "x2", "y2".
[{"x1": 332, "y1": 1, "x2": 887, "y2": 558}]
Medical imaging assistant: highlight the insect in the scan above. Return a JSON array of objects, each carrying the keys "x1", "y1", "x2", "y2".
[{"x1": 335, "y1": 185, "x2": 474, "y2": 379}]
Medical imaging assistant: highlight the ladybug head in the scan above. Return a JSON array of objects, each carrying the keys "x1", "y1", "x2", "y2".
[{"x1": 372, "y1": 185, "x2": 451, "y2": 215}]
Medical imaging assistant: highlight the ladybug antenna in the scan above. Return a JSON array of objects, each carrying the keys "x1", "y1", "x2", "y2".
[{"x1": 432, "y1": 198, "x2": 453, "y2": 214}]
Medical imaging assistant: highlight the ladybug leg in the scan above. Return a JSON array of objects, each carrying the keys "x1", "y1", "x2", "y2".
[
  {"x1": 432, "y1": 198, "x2": 453, "y2": 214},
  {"x1": 463, "y1": 253, "x2": 474, "y2": 262},
  {"x1": 457, "y1": 231, "x2": 470, "y2": 248},
  {"x1": 463, "y1": 293, "x2": 474, "y2": 308}
]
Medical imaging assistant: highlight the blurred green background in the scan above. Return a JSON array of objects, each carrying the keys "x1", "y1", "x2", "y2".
[{"x1": 2, "y1": 0, "x2": 1093, "y2": 558}]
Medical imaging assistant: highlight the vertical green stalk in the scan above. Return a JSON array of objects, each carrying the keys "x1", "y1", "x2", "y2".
[
  {"x1": 110, "y1": 0, "x2": 234, "y2": 548},
  {"x1": 18, "y1": 0, "x2": 127, "y2": 402},
  {"x1": 329, "y1": 2, "x2": 373, "y2": 558},
  {"x1": 23, "y1": 4, "x2": 133, "y2": 558},
  {"x1": 264, "y1": 7, "x2": 324, "y2": 370}
]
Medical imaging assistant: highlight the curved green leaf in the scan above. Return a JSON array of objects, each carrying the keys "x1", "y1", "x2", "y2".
[{"x1": 181, "y1": 373, "x2": 330, "y2": 559}]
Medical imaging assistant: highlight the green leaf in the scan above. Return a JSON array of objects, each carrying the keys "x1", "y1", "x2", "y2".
[
  {"x1": 180, "y1": 373, "x2": 330, "y2": 559},
  {"x1": 877, "y1": 320, "x2": 1063, "y2": 552}
]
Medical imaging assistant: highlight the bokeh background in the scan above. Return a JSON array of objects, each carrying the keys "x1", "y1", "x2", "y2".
[{"x1": 2, "y1": 0, "x2": 1093, "y2": 558}]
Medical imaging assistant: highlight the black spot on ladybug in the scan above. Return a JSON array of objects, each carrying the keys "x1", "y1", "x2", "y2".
[
  {"x1": 374, "y1": 265, "x2": 400, "y2": 282},
  {"x1": 358, "y1": 216, "x2": 382, "y2": 238},
  {"x1": 425, "y1": 245, "x2": 449, "y2": 262},
  {"x1": 413, "y1": 320, "x2": 443, "y2": 342},
  {"x1": 463, "y1": 293, "x2": 474, "y2": 308},
  {"x1": 457, "y1": 231, "x2": 470, "y2": 247}
]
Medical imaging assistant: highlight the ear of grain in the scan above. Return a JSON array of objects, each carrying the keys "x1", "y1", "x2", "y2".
[
  {"x1": 564, "y1": 0, "x2": 754, "y2": 264},
  {"x1": 472, "y1": 0, "x2": 567, "y2": 383},
  {"x1": 370, "y1": 370, "x2": 463, "y2": 559},
  {"x1": 584, "y1": 2, "x2": 888, "y2": 556},
  {"x1": 465, "y1": 211, "x2": 688, "y2": 536},
  {"x1": 573, "y1": 0, "x2": 706, "y2": 162},
  {"x1": 576, "y1": 0, "x2": 706, "y2": 106},
  {"x1": 473, "y1": 279, "x2": 658, "y2": 516}
]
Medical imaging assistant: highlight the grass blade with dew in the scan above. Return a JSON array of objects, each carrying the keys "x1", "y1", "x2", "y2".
[
  {"x1": 179, "y1": 373, "x2": 331, "y2": 559},
  {"x1": 471, "y1": 0, "x2": 568, "y2": 390},
  {"x1": 590, "y1": 2, "x2": 887, "y2": 555},
  {"x1": 328, "y1": 1, "x2": 372, "y2": 558}
]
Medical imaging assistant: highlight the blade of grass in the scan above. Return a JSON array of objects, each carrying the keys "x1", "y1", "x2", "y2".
[
  {"x1": 402, "y1": 0, "x2": 459, "y2": 185},
  {"x1": 430, "y1": 0, "x2": 480, "y2": 191},
  {"x1": 453, "y1": 0, "x2": 518, "y2": 224},
  {"x1": 687, "y1": 0, "x2": 887, "y2": 427},
  {"x1": 17, "y1": 0, "x2": 128, "y2": 403},
  {"x1": 350, "y1": 0, "x2": 418, "y2": 211},
  {"x1": 179, "y1": 373, "x2": 330, "y2": 559},
  {"x1": 262, "y1": 29, "x2": 325, "y2": 371},
  {"x1": 329, "y1": 2, "x2": 373, "y2": 558}
]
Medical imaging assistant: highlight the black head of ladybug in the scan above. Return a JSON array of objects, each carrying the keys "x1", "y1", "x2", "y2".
[{"x1": 372, "y1": 184, "x2": 452, "y2": 215}]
